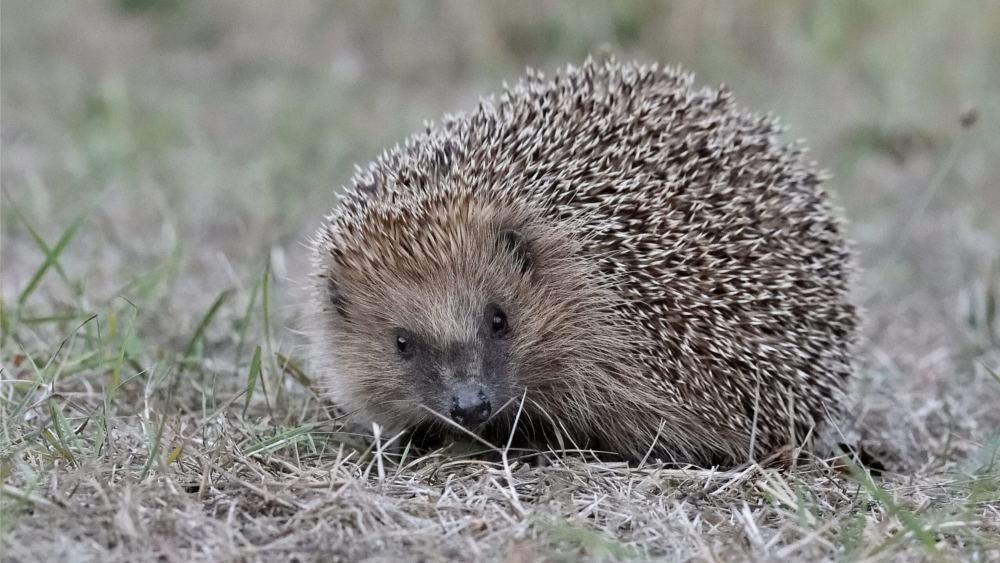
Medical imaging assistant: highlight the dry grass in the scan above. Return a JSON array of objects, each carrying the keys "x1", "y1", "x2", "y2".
[{"x1": 2, "y1": 0, "x2": 1000, "y2": 561}]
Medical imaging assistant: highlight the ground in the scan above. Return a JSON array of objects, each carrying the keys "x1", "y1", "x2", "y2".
[{"x1": 2, "y1": 1, "x2": 999, "y2": 561}]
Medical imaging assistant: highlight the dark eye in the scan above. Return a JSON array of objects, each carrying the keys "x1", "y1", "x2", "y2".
[
  {"x1": 395, "y1": 332, "x2": 415, "y2": 359},
  {"x1": 490, "y1": 308, "x2": 509, "y2": 337}
]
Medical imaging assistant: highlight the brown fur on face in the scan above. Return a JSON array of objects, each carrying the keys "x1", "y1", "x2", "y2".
[
  {"x1": 312, "y1": 190, "x2": 650, "y2": 448},
  {"x1": 310, "y1": 59, "x2": 858, "y2": 465}
]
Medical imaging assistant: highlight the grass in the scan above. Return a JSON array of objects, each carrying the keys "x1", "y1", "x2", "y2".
[{"x1": 3, "y1": 0, "x2": 1000, "y2": 561}]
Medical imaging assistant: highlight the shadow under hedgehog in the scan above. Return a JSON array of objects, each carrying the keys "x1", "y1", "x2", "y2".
[{"x1": 308, "y1": 58, "x2": 858, "y2": 467}]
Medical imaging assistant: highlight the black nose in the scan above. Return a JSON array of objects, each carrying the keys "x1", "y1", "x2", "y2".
[{"x1": 450, "y1": 388, "x2": 491, "y2": 427}]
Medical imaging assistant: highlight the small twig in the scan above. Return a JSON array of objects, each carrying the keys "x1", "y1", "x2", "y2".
[
  {"x1": 197, "y1": 456, "x2": 301, "y2": 511},
  {"x1": 500, "y1": 390, "x2": 528, "y2": 516},
  {"x1": 639, "y1": 419, "x2": 667, "y2": 467},
  {"x1": 748, "y1": 365, "x2": 763, "y2": 462},
  {"x1": 1, "y1": 484, "x2": 61, "y2": 509}
]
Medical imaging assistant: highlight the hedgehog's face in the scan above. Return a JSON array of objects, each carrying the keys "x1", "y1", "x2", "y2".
[
  {"x1": 315, "y1": 197, "x2": 549, "y2": 436},
  {"x1": 322, "y1": 232, "x2": 530, "y2": 432},
  {"x1": 314, "y1": 193, "x2": 633, "y2": 446},
  {"x1": 384, "y1": 299, "x2": 517, "y2": 430}
]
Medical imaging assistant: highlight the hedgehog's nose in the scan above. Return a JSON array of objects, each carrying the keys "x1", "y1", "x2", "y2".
[{"x1": 450, "y1": 388, "x2": 491, "y2": 427}]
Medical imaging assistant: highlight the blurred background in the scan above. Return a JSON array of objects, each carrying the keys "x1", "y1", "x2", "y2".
[{"x1": 3, "y1": 0, "x2": 1000, "y2": 464}]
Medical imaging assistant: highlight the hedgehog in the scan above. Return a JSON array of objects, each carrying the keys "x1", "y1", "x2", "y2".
[{"x1": 309, "y1": 58, "x2": 858, "y2": 466}]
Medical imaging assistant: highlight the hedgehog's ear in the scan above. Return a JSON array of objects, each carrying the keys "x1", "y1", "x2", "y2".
[
  {"x1": 327, "y1": 277, "x2": 349, "y2": 319},
  {"x1": 498, "y1": 229, "x2": 531, "y2": 276}
]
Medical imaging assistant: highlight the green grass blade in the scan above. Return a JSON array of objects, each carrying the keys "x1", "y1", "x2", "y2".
[
  {"x1": 0, "y1": 296, "x2": 10, "y2": 346},
  {"x1": 106, "y1": 303, "x2": 138, "y2": 407},
  {"x1": 546, "y1": 523, "x2": 643, "y2": 560},
  {"x1": 242, "y1": 424, "x2": 314, "y2": 456},
  {"x1": 982, "y1": 363, "x2": 1000, "y2": 387},
  {"x1": 243, "y1": 346, "x2": 261, "y2": 416},
  {"x1": 7, "y1": 314, "x2": 96, "y2": 418},
  {"x1": 276, "y1": 353, "x2": 319, "y2": 396},
  {"x1": 140, "y1": 368, "x2": 176, "y2": 481},
  {"x1": 260, "y1": 262, "x2": 278, "y2": 411},
  {"x1": 233, "y1": 274, "x2": 262, "y2": 374},
  {"x1": 261, "y1": 262, "x2": 272, "y2": 343},
  {"x1": 42, "y1": 429, "x2": 74, "y2": 462},
  {"x1": 47, "y1": 399, "x2": 80, "y2": 462},
  {"x1": 181, "y1": 289, "x2": 232, "y2": 363},
  {"x1": 139, "y1": 413, "x2": 168, "y2": 481},
  {"x1": 16, "y1": 207, "x2": 92, "y2": 306}
]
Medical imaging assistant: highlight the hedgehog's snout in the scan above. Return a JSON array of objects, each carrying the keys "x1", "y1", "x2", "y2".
[{"x1": 450, "y1": 387, "x2": 491, "y2": 427}]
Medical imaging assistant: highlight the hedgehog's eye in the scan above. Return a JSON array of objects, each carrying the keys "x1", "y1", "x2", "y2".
[
  {"x1": 489, "y1": 307, "x2": 509, "y2": 338},
  {"x1": 394, "y1": 331, "x2": 415, "y2": 359}
]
